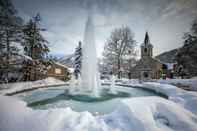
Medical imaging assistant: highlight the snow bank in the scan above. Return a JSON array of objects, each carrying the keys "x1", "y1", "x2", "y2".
[
  {"x1": 103, "y1": 97, "x2": 197, "y2": 131},
  {"x1": 1, "y1": 78, "x2": 197, "y2": 131},
  {"x1": 0, "y1": 95, "x2": 197, "y2": 131},
  {"x1": 137, "y1": 82, "x2": 197, "y2": 115},
  {"x1": 118, "y1": 78, "x2": 197, "y2": 91},
  {"x1": 0, "y1": 77, "x2": 66, "y2": 95},
  {"x1": 157, "y1": 79, "x2": 197, "y2": 91},
  {"x1": 114, "y1": 79, "x2": 197, "y2": 115}
]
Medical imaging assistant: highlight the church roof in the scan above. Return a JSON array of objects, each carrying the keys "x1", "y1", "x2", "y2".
[
  {"x1": 144, "y1": 32, "x2": 150, "y2": 45},
  {"x1": 141, "y1": 32, "x2": 153, "y2": 47}
]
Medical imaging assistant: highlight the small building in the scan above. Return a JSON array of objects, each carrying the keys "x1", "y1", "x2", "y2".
[
  {"x1": 47, "y1": 62, "x2": 71, "y2": 81},
  {"x1": 23, "y1": 60, "x2": 48, "y2": 81},
  {"x1": 0, "y1": 54, "x2": 33, "y2": 83},
  {"x1": 130, "y1": 32, "x2": 163, "y2": 79}
]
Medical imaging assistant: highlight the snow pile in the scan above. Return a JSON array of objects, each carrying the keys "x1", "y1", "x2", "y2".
[
  {"x1": 141, "y1": 82, "x2": 197, "y2": 114},
  {"x1": 157, "y1": 79, "x2": 197, "y2": 91},
  {"x1": 141, "y1": 82, "x2": 178, "y2": 97},
  {"x1": 0, "y1": 95, "x2": 110, "y2": 131},
  {"x1": 113, "y1": 80, "x2": 197, "y2": 115},
  {"x1": 1, "y1": 77, "x2": 197, "y2": 131},
  {"x1": 103, "y1": 97, "x2": 197, "y2": 131},
  {"x1": 128, "y1": 79, "x2": 140, "y2": 84},
  {"x1": 0, "y1": 95, "x2": 197, "y2": 131},
  {"x1": 0, "y1": 77, "x2": 66, "y2": 95}
]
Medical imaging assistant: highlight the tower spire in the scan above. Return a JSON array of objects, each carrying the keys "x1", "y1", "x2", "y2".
[
  {"x1": 141, "y1": 31, "x2": 153, "y2": 58},
  {"x1": 144, "y1": 32, "x2": 150, "y2": 46}
]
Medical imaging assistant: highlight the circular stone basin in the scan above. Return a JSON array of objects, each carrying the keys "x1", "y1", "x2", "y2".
[{"x1": 17, "y1": 85, "x2": 165, "y2": 115}]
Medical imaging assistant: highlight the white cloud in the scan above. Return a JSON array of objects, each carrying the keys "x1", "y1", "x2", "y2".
[{"x1": 13, "y1": 0, "x2": 197, "y2": 58}]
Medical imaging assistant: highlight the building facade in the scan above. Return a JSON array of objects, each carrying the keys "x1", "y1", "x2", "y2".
[
  {"x1": 130, "y1": 32, "x2": 163, "y2": 79},
  {"x1": 47, "y1": 62, "x2": 71, "y2": 81}
]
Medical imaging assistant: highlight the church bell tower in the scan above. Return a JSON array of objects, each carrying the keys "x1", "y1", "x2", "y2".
[{"x1": 141, "y1": 32, "x2": 153, "y2": 58}]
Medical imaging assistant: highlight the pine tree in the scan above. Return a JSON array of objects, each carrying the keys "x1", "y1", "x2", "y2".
[
  {"x1": 74, "y1": 41, "x2": 82, "y2": 79},
  {"x1": 22, "y1": 14, "x2": 50, "y2": 81},
  {"x1": 0, "y1": 0, "x2": 23, "y2": 82},
  {"x1": 22, "y1": 13, "x2": 49, "y2": 60},
  {"x1": 175, "y1": 19, "x2": 197, "y2": 77}
]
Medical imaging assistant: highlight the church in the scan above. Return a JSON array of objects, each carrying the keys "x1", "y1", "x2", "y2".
[{"x1": 130, "y1": 32, "x2": 163, "y2": 79}]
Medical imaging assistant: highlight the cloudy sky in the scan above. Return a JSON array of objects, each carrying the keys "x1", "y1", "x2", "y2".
[{"x1": 13, "y1": 0, "x2": 197, "y2": 58}]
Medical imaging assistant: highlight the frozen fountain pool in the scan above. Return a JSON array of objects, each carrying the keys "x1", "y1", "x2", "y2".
[{"x1": 18, "y1": 85, "x2": 166, "y2": 115}]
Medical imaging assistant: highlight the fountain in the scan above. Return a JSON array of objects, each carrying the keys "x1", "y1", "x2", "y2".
[
  {"x1": 64, "y1": 13, "x2": 132, "y2": 100},
  {"x1": 17, "y1": 11, "x2": 167, "y2": 115},
  {"x1": 80, "y1": 13, "x2": 99, "y2": 97}
]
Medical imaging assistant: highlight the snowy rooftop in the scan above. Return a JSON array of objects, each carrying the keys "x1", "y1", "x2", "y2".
[{"x1": 54, "y1": 62, "x2": 69, "y2": 69}]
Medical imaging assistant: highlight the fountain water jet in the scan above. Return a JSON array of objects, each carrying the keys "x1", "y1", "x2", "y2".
[{"x1": 80, "y1": 13, "x2": 99, "y2": 97}]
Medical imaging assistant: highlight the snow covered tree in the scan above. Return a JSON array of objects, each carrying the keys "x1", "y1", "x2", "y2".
[
  {"x1": 22, "y1": 13, "x2": 49, "y2": 60},
  {"x1": 74, "y1": 41, "x2": 82, "y2": 79},
  {"x1": 0, "y1": 0, "x2": 23, "y2": 83},
  {"x1": 21, "y1": 14, "x2": 50, "y2": 81},
  {"x1": 103, "y1": 26, "x2": 137, "y2": 78},
  {"x1": 175, "y1": 19, "x2": 197, "y2": 77}
]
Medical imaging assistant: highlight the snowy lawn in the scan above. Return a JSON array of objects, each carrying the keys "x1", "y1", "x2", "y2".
[{"x1": 0, "y1": 79, "x2": 197, "y2": 131}]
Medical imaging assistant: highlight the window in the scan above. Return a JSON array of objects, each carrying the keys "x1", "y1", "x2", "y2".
[
  {"x1": 55, "y1": 68, "x2": 62, "y2": 74},
  {"x1": 144, "y1": 48, "x2": 147, "y2": 53},
  {"x1": 143, "y1": 72, "x2": 149, "y2": 78}
]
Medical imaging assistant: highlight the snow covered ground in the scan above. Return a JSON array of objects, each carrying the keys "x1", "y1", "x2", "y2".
[
  {"x1": 0, "y1": 77, "x2": 66, "y2": 95},
  {"x1": 157, "y1": 79, "x2": 197, "y2": 91},
  {"x1": 0, "y1": 79, "x2": 197, "y2": 131},
  {"x1": 140, "y1": 82, "x2": 197, "y2": 115},
  {"x1": 0, "y1": 95, "x2": 197, "y2": 131}
]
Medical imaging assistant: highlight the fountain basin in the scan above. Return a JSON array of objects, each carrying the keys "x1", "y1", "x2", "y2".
[{"x1": 17, "y1": 85, "x2": 166, "y2": 115}]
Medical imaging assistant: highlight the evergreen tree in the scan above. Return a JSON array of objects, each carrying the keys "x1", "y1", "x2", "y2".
[
  {"x1": 22, "y1": 13, "x2": 49, "y2": 60},
  {"x1": 175, "y1": 19, "x2": 197, "y2": 77},
  {"x1": 22, "y1": 14, "x2": 50, "y2": 81},
  {"x1": 0, "y1": 0, "x2": 23, "y2": 82},
  {"x1": 74, "y1": 41, "x2": 82, "y2": 79}
]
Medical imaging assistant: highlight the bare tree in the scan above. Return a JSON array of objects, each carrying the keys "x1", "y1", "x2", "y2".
[{"x1": 103, "y1": 26, "x2": 137, "y2": 78}]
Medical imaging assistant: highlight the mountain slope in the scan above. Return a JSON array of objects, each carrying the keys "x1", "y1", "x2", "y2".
[
  {"x1": 155, "y1": 49, "x2": 178, "y2": 63},
  {"x1": 58, "y1": 54, "x2": 75, "y2": 68}
]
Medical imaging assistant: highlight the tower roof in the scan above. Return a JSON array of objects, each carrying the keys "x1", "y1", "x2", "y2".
[
  {"x1": 144, "y1": 32, "x2": 150, "y2": 46},
  {"x1": 141, "y1": 32, "x2": 153, "y2": 47}
]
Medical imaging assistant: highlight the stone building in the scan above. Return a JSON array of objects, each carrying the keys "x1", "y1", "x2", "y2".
[{"x1": 130, "y1": 32, "x2": 163, "y2": 79}]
